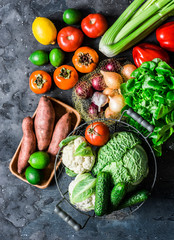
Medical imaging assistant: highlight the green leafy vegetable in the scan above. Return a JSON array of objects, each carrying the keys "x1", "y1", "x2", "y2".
[
  {"x1": 92, "y1": 131, "x2": 141, "y2": 176},
  {"x1": 65, "y1": 167, "x2": 77, "y2": 177},
  {"x1": 121, "y1": 58, "x2": 174, "y2": 156},
  {"x1": 59, "y1": 135, "x2": 81, "y2": 148},
  {"x1": 69, "y1": 173, "x2": 96, "y2": 204}
]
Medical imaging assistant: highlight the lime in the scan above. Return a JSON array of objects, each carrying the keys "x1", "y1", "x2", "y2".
[
  {"x1": 49, "y1": 48, "x2": 65, "y2": 67},
  {"x1": 63, "y1": 9, "x2": 82, "y2": 25},
  {"x1": 29, "y1": 50, "x2": 49, "y2": 66},
  {"x1": 29, "y1": 151, "x2": 50, "y2": 169},
  {"x1": 25, "y1": 166, "x2": 42, "y2": 185}
]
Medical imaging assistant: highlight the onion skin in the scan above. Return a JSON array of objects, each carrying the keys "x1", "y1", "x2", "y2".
[
  {"x1": 121, "y1": 64, "x2": 136, "y2": 81},
  {"x1": 100, "y1": 70, "x2": 123, "y2": 89},
  {"x1": 105, "y1": 107, "x2": 119, "y2": 119},
  {"x1": 109, "y1": 94, "x2": 125, "y2": 113},
  {"x1": 101, "y1": 59, "x2": 121, "y2": 72},
  {"x1": 88, "y1": 102, "x2": 103, "y2": 119},
  {"x1": 91, "y1": 73, "x2": 107, "y2": 91},
  {"x1": 103, "y1": 87, "x2": 117, "y2": 97},
  {"x1": 75, "y1": 81, "x2": 93, "y2": 99}
]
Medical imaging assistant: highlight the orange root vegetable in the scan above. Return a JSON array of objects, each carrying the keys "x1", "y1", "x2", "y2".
[
  {"x1": 18, "y1": 117, "x2": 36, "y2": 174},
  {"x1": 121, "y1": 64, "x2": 136, "y2": 81},
  {"x1": 48, "y1": 112, "x2": 71, "y2": 157},
  {"x1": 105, "y1": 107, "x2": 120, "y2": 119},
  {"x1": 34, "y1": 96, "x2": 55, "y2": 151},
  {"x1": 100, "y1": 70, "x2": 123, "y2": 89}
]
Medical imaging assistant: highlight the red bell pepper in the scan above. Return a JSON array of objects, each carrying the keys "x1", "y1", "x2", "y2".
[
  {"x1": 132, "y1": 43, "x2": 170, "y2": 67},
  {"x1": 156, "y1": 21, "x2": 174, "y2": 52}
]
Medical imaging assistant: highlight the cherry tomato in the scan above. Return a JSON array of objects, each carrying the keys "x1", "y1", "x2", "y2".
[
  {"x1": 72, "y1": 46, "x2": 99, "y2": 73},
  {"x1": 57, "y1": 26, "x2": 84, "y2": 52},
  {"x1": 53, "y1": 65, "x2": 78, "y2": 90},
  {"x1": 85, "y1": 122, "x2": 110, "y2": 146},
  {"x1": 29, "y1": 70, "x2": 52, "y2": 94},
  {"x1": 81, "y1": 13, "x2": 108, "y2": 38}
]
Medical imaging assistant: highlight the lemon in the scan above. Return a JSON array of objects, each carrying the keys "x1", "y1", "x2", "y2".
[{"x1": 32, "y1": 17, "x2": 57, "y2": 45}]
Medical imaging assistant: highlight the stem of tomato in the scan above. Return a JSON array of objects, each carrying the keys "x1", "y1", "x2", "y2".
[{"x1": 87, "y1": 123, "x2": 102, "y2": 136}]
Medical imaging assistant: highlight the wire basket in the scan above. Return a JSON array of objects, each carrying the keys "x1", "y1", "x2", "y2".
[{"x1": 54, "y1": 108, "x2": 157, "y2": 231}]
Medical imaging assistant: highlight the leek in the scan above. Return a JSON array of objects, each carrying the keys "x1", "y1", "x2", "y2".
[{"x1": 99, "y1": 0, "x2": 174, "y2": 57}]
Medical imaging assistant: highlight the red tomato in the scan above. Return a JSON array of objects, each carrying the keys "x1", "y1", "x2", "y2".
[
  {"x1": 81, "y1": 13, "x2": 108, "y2": 38},
  {"x1": 85, "y1": 122, "x2": 110, "y2": 146},
  {"x1": 57, "y1": 26, "x2": 84, "y2": 52}
]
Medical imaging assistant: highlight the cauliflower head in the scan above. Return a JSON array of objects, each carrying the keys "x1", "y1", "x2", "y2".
[
  {"x1": 69, "y1": 173, "x2": 96, "y2": 212},
  {"x1": 62, "y1": 136, "x2": 95, "y2": 174}
]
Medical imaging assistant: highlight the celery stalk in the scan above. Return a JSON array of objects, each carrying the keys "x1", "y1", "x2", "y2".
[
  {"x1": 99, "y1": 0, "x2": 174, "y2": 57},
  {"x1": 100, "y1": 0, "x2": 145, "y2": 46},
  {"x1": 115, "y1": 0, "x2": 172, "y2": 43},
  {"x1": 131, "y1": 0, "x2": 157, "y2": 19}
]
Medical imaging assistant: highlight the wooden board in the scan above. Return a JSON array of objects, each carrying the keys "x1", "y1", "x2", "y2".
[{"x1": 9, "y1": 96, "x2": 81, "y2": 189}]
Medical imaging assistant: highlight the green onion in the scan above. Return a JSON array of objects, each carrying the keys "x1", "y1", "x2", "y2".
[{"x1": 99, "y1": 0, "x2": 174, "y2": 57}]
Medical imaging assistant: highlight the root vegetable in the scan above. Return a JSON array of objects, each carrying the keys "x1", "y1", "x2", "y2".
[
  {"x1": 103, "y1": 87, "x2": 117, "y2": 97},
  {"x1": 18, "y1": 117, "x2": 36, "y2": 174},
  {"x1": 75, "y1": 81, "x2": 93, "y2": 99},
  {"x1": 92, "y1": 92, "x2": 108, "y2": 112},
  {"x1": 34, "y1": 96, "x2": 55, "y2": 151},
  {"x1": 109, "y1": 93, "x2": 125, "y2": 113},
  {"x1": 48, "y1": 112, "x2": 71, "y2": 157},
  {"x1": 101, "y1": 59, "x2": 121, "y2": 72},
  {"x1": 105, "y1": 107, "x2": 119, "y2": 119},
  {"x1": 88, "y1": 102, "x2": 103, "y2": 119},
  {"x1": 121, "y1": 64, "x2": 137, "y2": 81},
  {"x1": 90, "y1": 73, "x2": 107, "y2": 91},
  {"x1": 100, "y1": 70, "x2": 123, "y2": 89}
]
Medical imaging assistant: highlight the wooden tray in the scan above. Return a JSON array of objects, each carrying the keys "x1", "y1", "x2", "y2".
[{"x1": 9, "y1": 96, "x2": 81, "y2": 189}]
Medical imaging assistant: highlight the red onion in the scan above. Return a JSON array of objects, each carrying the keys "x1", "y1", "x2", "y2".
[
  {"x1": 101, "y1": 59, "x2": 121, "y2": 72},
  {"x1": 88, "y1": 103, "x2": 103, "y2": 119},
  {"x1": 90, "y1": 73, "x2": 107, "y2": 91},
  {"x1": 75, "y1": 81, "x2": 93, "y2": 99}
]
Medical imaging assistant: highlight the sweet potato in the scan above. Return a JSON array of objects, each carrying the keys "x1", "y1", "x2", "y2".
[
  {"x1": 18, "y1": 117, "x2": 36, "y2": 174},
  {"x1": 34, "y1": 96, "x2": 55, "y2": 151},
  {"x1": 48, "y1": 112, "x2": 71, "y2": 157}
]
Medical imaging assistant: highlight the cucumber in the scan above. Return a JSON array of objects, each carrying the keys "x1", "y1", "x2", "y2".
[
  {"x1": 95, "y1": 172, "x2": 110, "y2": 216},
  {"x1": 111, "y1": 182, "x2": 126, "y2": 209},
  {"x1": 118, "y1": 189, "x2": 149, "y2": 209}
]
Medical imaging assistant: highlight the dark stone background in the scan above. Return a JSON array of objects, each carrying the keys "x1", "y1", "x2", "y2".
[{"x1": 0, "y1": 0, "x2": 174, "y2": 239}]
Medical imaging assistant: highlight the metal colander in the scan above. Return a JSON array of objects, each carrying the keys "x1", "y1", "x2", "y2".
[{"x1": 54, "y1": 108, "x2": 157, "y2": 231}]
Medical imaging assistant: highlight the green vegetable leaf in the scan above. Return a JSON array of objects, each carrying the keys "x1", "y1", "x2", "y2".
[
  {"x1": 71, "y1": 173, "x2": 96, "y2": 203},
  {"x1": 59, "y1": 135, "x2": 81, "y2": 148},
  {"x1": 65, "y1": 167, "x2": 77, "y2": 177},
  {"x1": 73, "y1": 142, "x2": 94, "y2": 157},
  {"x1": 121, "y1": 58, "x2": 174, "y2": 156}
]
